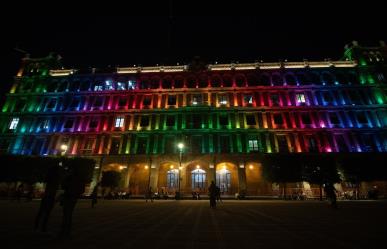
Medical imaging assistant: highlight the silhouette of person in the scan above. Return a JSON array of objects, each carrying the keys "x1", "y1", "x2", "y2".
[
  {"x1": 208, "y1": 181, "x2": 217, "y2": 208},
  {"x1": 59, "y1": 168, "x2": 85, "y2": 237},
  {"x1": 91, "y1": 183, "x2": 99, "y2": 208},
  {"x1": 215, "y1": 186, "x2": 222, "y2": 203},
  {"x1": 324, "y1": 183, "x2": 338, "y2": 209},
  {"x1": 34, "y1": 165, "x2": 63, "y2": 232},
  {"x1": 15, "y1": 183, "x2": 24, "y2": 202},
  {"x1": 146, "y1": 186, "x2": 154, "y2": 202}
]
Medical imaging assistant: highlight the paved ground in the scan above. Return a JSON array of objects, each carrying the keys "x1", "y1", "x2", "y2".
[{"x1": 1, "y1": 199, "x2": 386, "y2": 249}]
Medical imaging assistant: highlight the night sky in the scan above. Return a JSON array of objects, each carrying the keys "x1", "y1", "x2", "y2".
[{"x1": 1, "y1": 2, "x2": 386, "y2": 101}]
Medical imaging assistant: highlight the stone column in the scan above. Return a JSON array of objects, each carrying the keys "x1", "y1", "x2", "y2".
[{"x1": 238, "y1": 162, "x2": 247, "y2": 194}]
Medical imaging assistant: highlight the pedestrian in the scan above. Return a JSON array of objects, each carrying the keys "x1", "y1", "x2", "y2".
[
  {"x1": 15, "y1": 183, "x2": 24, "y2": 202},
  {"x1": 324, "y1": 182, "x2": 338, "y2": 209},
  {"x1": 59, "y1": 168, "x2": 86, "y2": 238},
  {"x1": 216, "y1": 186, "x2": 222, "y2": 203},
  {"x1": 208, "y1": 181, "x2": 217, "y2": 209},
  {"x1": 34, "y1": 165, "x2": 63, "y2": 232},
  {"x1": 146, "y1": 186, "x2": 154, "y2": 202},
  {"x1": 91, "y1": 183, "x2": 99, "y2": 208}
]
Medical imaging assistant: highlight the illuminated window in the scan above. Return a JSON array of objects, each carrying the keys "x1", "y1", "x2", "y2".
[
  {"x1": 40, "y1": 119, "x2": 50, "y2": 130},
  {"x1": 329, "y1": 113, "x2": 340, "y2": 125},
  {"x1": 167, "y1": 169, "x2": 178, "y2": 188},
  {"x1": 301, "y1": 113, "x2": 311, "y2": 124},
  {"x1": 270, "y1": 94, "x2": 280, "y2": 106},
  {"x1": 89, "y1": 118, "x2": 99, "y2": 129},
  {"x1": 64, "y1": 119, "x2": 74, "y2": 129},
  {"x1": 128, "y1": 80, "x2": 136, "y2": 90},
  {"x1": 46, "y1": 98, "x2": 57, "y2": 109},
  {"x1": 9, "y1": 118, "x2": 19, "y2": 130},
  {"x1": 192, "y1": 94, "x2": 202, "y2": 105},
  {"x1": 115, "y1": 117, "x2": 125, "y2": 128},
  {"x1": 105, "y1": 80, "x2": 114, "y2": 90},
  {"x1": 94, "y1": 85, "x2": 103, "y2": 91},
  {"x1": 296, "y1": 93, "x2": 306, "y2": 104},
  {"x1": 248, "y1": 139, "x2": 259, "y2": 151},
  {"x1": 116, "y1": 82, "x2": 126, "y2": 90},
  {"x1": 273, "y1": 114, "x2": 283, "y2": 124},
  {"x1": 192, "y1": 169, "x2": 206, "y2": 189},
  {"x1": 218, "y1": 94, "x2": 228, "y2": 105},
  {"x1": 244, "y1": 94, "x2": 253, "y2": 104}
]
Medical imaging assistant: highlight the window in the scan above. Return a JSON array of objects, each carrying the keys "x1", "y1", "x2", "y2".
[
  {"x1": 356, "y1": 112, "x2": 368, "y2": 124},
  {"x1": 301, "y1": 113, "x2": 311, "y2": 124},
  {"x1": 105, "y1": 80, "x2": 114, "y2": 90},
  {"x1": 248, "y1": 139, "x2": 259, "y2": 151},
  {"x1": 270, "y1": 94, "x2": 280, "y2": 106},
  {"x1": 192, "y1": 94, "x2": 202, "y2": 105},
  {"x1": 306, "y1": 136, "x2": 318, "y2": 152},
  {"x1": 219, "y1": 115, "x2": 228, "y2": 126},
  {"x1": 219, "y1": 136, "x2": 230, "y2": 153},
  {"x1": 83, "y1": 138, "x2": 95, "y2": 154},
  {"x1": 273, "y1": 114, "x2": 283, "y2": 125},
  {"x1": 118, "y1": 97, "x2": 127, "y2": 107},
  {"x1": 165, "y1": 136, "x2": 175, "y2": 154},
  {"x1": 9, "y1": 118, "x2": 19, "y2": 130},
  {"x1": 218, "y1": 94, "x2": 228, "y2": 105},
  {"x1": 166, "y1": 116, "x2": 175, "y2": 127},
  {"x1": 246, "y1": 114, "x2": 256, "y2": 125},
  {"x1": 116, "y1": 82, "x2": 126, "y2": 90},
  {"x1": 46, "y1": 98, "x2": 57, "y2": 109},
  {"x1": 167, "y1": 95, "x2": 177, "y2": 106},
  {"x1": 335, "y1": 135, "x2": 348, "y2": 152},
  {"x1": 40, "y1": 119, "x2": 50, "y2": 130},
  {"x1": 296, "y1": 93, "x2": 306, "y2": 104},
  {"x1": 191, "y1": 136, "x2": 202, "y2": 154},
  {"x1": 70, "y1": 98, "x2": 80, "y2": 109},
  {"x1": 128, "y1": 80, "x2": 136, "y2": 90},
  {"x1": 137, "y1": 137, "x2": 147, "y2": 154},
  {"x1": 140, "y1": 116, "x2": 150, "y2": 127},
  {"x1": 216, "y1": 169, "x2": 231, "y2": 193},
  {"x1": 277, "y1": 135, "x2": 289, "y2": 152},
  {"x1": 64, "y1": 119, "x2": 74, "y2": 129},
  {"x1": 192, "y1": 114, "x2": 202, "y2": 129},
  {"x1": 93, "y1": 97, "x2": 103, "y2": 107},
  {"x1": 329, "y1": 113, "x2": 340, "y2": 125},
  {"x1": 115, "y1": 117, "x2": 125, "y2": 128},
  {"x1": 143, "y1": 95, "x2": 152, "y2": 106},
  {"x1": 192, "y1": 169, "x2": 206, "y2": 189},
  {"x1": 109, "y1": 137, "x2": 120, "y2": 154},
  {"x1": 348, "y1": 90, "x2": 362, "y2": 105},
  {"x1": 322, "y1": 92, "x2": 333, "y2": 104},
  {"x1": 167, "y1": 169, "x2": 178, "y2": 188},
  {"x1": 244, "y1": 94, "x2": 253, "y2": 104},
  {"x1": 94, "y1": 84, "x2": 103, "y2": 91}
]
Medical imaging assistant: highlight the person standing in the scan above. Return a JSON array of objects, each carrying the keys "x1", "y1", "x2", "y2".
[
  {"x1": 146, "y1": 186, "x2": 154, "y2": 202},
  {"x1": 91, "y1": 183, "x2": 99, "y2": 208},
  {"x1": 59, "y1": 168, "x2": 85, "y2": 238},
  {"x1": 324, "y1": 182, "x2": 338, "y2": 209},
  {"x1": 208, "y1": 181, "x2": 217, "y2": 209},
  {"x1": 34, "y1": 165, "x2": 63, "y2": 232}
]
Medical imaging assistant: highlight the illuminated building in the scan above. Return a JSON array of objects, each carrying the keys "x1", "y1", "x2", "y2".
[{"x1": 1, "y1": 41, "x2": 386, "y2": 196}]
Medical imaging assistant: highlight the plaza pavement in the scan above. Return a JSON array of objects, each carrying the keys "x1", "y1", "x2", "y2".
[{"x1": 1, "y1": 199, "x2": 386, "y2": 249}]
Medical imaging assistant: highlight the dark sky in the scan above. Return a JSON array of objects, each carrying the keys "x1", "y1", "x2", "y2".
[{"x1": 1, "y1": 1, "x2": 386, "y2": 99}]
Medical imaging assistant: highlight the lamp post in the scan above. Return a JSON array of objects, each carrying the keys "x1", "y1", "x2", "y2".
[
  {"x1": 177, "y1": 142, "x2": 184, "y2": 199},
  {"x1": 60, "y1": 144, "x2": 68, "y2": 156}
]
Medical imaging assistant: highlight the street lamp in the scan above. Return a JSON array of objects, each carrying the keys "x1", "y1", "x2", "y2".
[
  {"x1": 176, "y1": 142, "x2": 184, "y2": 199},
  {"x1": 60, "y1": 144, "x2": 68, "y2": 156}
]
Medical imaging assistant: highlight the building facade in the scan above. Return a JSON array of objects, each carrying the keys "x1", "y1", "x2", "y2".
[{"x1": 1, "y1": 41, "x2": 386, "y2": 197}]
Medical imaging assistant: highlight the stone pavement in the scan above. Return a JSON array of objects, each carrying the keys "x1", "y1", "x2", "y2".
[{"x1": 1, "y1": 199, "x2": 386, "y2": 249}]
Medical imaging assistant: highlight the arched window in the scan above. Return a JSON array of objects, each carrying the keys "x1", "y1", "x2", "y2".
[
  {"x1": 296, "y1": 73, "x2": 308, "y2": 85},
  {"x1": 336, "y1": 73, "x2": 347, "y2": 85},
  {"x1": 167, "y1": 169, "x2": 179, "y2": 189},
  {"x1": 46, "y1": 80, "x2": 58, "y2": 92},
  {"x1": 174, "y1": 77, "x2": 184, "y2": 88},
  {"x1": 216, "y1": 168, "x2": 231, "y2": 193},
  {"x1": 308, "y1": 72, "x2": 321, "y2": 85},
  {"x1": 347, "y1": 72, "x2": 359, "y2": 85},
  {"x1": 222, "y1": 75, "x2": 233, "y2": 87},
  {"x1": 198, "y1": 75, "x2": 208, "y2": 88},
  {"x1": 191, "y1": 169, "x2": 206, "y2": 189},
  {"x1": 211, "y1": 75, "x2": 221, "y2": 88},
  {"x1": 57, "y1": 81, "x2": 68, "y2": 92},
  {"x1": 235, "y1": 75, "x2": 246, "y2": 87},
  {"x1": 150, "y1": 77, "x2": 160, "y2": 89},
  {"x1": 68, "y1": 80, "x2": 80, "y2": 92},
  {"x1": 186, "y1": 77, "x2": 197, "y2": 88},
  {"x1": 162, "y1": 77, "x2": 173, "y2": 89},
  {"x1": 79, "y1": 81, "x2": 90, "y2": 91},
  {"x1": 259, "y1": 74, "x2": 271, "y2": 86},
  {"x1": 139, "y1": 77, "x2": 150, "y2": 89},
  {"x1": 285, "y1": 74, "x2": 297, "y2": 86},
  {"x1": 271, "y1": 74, "x2": 283, "y2": 86},
  {"x1": 246, "y1": 73, "x2": 259, "y2": 87},
  {"x1": 322, "y1": 72, "x2": 335, "y2": 85}
]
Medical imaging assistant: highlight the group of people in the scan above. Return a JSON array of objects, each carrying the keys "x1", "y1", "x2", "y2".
[{"x1": 34, "y1": 164, "x2": 86, "y2": 237}]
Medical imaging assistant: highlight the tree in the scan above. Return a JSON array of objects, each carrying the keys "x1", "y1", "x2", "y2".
[
  {"x1": 262, "y1": 153, "x2": 303, "y2": 199},
  {"x1": 101, "y1": 171, "x2": 121, "y2": 190}
]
